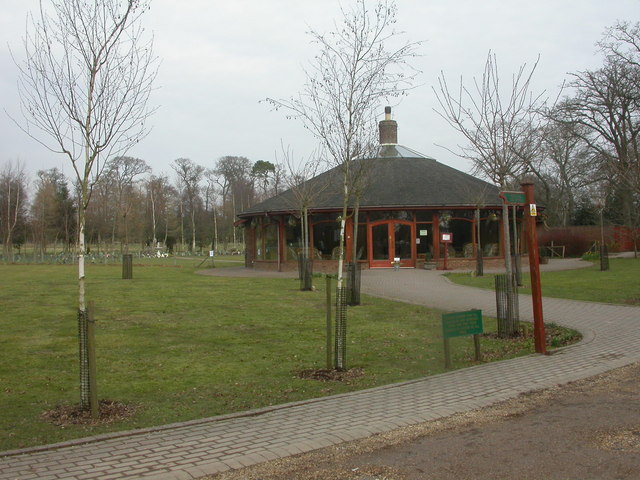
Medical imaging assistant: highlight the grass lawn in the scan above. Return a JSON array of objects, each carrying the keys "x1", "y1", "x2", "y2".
[
  {"x1": 447, "y1": 257, "x2": 640, "y2": 305},
  {"x1": 1, "y1": 262, "x2": 574, "y2": 451}
]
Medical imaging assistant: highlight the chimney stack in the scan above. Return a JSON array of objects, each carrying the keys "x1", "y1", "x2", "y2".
[{"x1": 378, "y1": 106, "x2": 397, "y2": 144}]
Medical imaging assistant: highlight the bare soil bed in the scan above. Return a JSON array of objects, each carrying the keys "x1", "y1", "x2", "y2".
[{"x1": 207, "y1": 362, "x2": 640, "y2": 480}]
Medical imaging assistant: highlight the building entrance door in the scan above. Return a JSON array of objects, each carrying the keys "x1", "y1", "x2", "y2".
[{"x1": 369, "y1": 221, "x2": 415, "y2": 268}]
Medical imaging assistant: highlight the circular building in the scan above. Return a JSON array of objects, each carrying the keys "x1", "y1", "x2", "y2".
[{"x1": 238, "y1": 108, "x2": 508, "y2": 271}]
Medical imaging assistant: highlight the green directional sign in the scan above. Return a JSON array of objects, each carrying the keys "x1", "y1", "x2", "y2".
[
  {"x1": 442, "y1": 309, "x2": 483, "y2": 339},
  {"x1": 500, "y1": 191, "x2": 526, "y2": 205}
]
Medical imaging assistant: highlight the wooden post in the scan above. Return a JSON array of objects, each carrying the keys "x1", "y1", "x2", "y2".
[
  {"x1": 325, "y1": 275, "x2": 332, "y2": 370},
  {"x1": 521, "y1": 182, "x2": 546, "y2": 354},
  {"x1": 122, "y1": 254, "x2": 133, "y2": 279},
  {"x1": 443, "y1": 337, "x2": 452, "y2": 369}
]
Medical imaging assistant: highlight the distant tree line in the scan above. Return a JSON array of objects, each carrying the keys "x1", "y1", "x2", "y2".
[
  {"x1": 435, "y1": 21, "x2": 640, "y2": 236},
  {"x1": 3, "y1": 21, "x2": 640, "y2": 259},
  {"x1": 0, "y1": 155, "x2": 285, "y2": 259}
]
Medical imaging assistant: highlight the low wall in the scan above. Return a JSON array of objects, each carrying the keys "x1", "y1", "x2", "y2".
[{"x1": 251, "y1": 257, "x2": 515, "y2": 272}]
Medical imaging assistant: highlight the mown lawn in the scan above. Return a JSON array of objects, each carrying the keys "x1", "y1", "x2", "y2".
[
  {"x1": 447, "y1": 257, "x2": 640, "y2": 305},
  {"x1": 1, "y1": 263, "x2": 572, "y2": 451}
]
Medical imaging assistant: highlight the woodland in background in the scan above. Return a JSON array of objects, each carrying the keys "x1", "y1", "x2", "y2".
[
  {"x1": 2, "y1": 21, "x2": 639, "y2": 259},
  {"x1": 0, "y1": 155, "x2": 284, "y2": 258}
]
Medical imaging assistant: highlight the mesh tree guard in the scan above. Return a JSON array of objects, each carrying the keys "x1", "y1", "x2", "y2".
[
  {"x1": 78, "y1": 308, "x2": 90, "y2": 409},
  {"x1": 600, "y1": 245, "x2": 610, "y2": 271},
  {"x1": 78, "y1": 305, "x2": 98, "y2": 415},
  {"x1": 347, "y1": 262, "x2": 361, "y2": 306},
  {"x1": 122, "y1": 254, "x2": 133, "y2": 279},
  {"x1": 494, "y1": 273, "x2": 520, "y2": 337},
  {"x1": 334, "y1": 286, "x2": 347, "y2": 370}
]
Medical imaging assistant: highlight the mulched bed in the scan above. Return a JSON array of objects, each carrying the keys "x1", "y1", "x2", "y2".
[
  {"x1": 41, "y1": 400, "x2": 136, "y2": 426},
  {"x1": 296, "y1": 367, "x2": 365, "y2": 382}
]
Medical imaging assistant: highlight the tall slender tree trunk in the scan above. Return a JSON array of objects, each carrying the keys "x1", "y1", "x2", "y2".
[
  {"x1": 191, "y1": 210, "x2": 196, "y2": 252},
  {"x1": 213, "y1": 207, "x2": 218, "y2": 252},
  {"x1": 150, "y1": 189, "x2": 157, "y2": 247}
]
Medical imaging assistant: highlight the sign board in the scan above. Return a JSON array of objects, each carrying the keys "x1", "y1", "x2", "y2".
[
  {"x1": 441, "y1": 232, "x2": 452, "y2": 243},
  {"x1": 441, "y1": 309, "x2": 483, "y2": 368},
  {"x1": 500, "y1": 191, "x2": 526, "y2": 205},
  {"x1": 209, "y1": 250, "x2": 215, "y2": 257},
  {"x1": 529, "y1": 204, "x2": 537, "y2": 217},
  {"x1": 442, "y1": 309, "x2": 483, "y2": 339},
  {"x1": 420, "y1": 229, "x2": 429, "y2": 236}
]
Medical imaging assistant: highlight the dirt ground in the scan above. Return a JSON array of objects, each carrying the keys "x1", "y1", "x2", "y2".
[{"x1": 206, "y1": 362, "x2": 640, "y2": 480}]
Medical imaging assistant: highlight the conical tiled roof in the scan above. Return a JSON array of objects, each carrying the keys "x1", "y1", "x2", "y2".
[{"x1": 239, "y1": 144, "x2": 501, "y2": 217}]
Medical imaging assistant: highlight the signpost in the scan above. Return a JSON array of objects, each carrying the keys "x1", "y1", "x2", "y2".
[
  {"x1": 521, "y1": 182, "x2": 546, "y2": 354},
  {"x1": 441, "y1": 232, "x2": 452, "y2": 270},
  {"x1": 499, "y1": 185, "x2": 546, "y2": 354},
  {"x1": 441, "y1": 309, "x2": 483, "y2": 368},
  {"x1": 499, "y1": 191, "x2": 526, "y2": 205}
]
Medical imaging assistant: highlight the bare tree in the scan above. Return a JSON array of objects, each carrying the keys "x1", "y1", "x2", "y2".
[
  {"x1": 172, "y1": 158, "x2": 204, "y2": 252},
  {"x1": 214, "y1": 156, "x2": 254, "y2": 247},
  {"x1": 0, "y1": 161, "x2": 27, "y2": 262},
  {"x1": 31, "y1": 168, "x2": 76, "y2": 256},
  {"x1": 534, "y1": 112, "x2": 601, "y2": 226},
  {"x1": 554, "y1": 23, "x2": 640, "y2": 229},
  {"x1": 434, "y1": 51, "x2": 545, "y2": 337},
  {"x1": 278, "y1": 144, "x2": 328, "y2": 289},
  {"x1": 266, "y1": 0, "x2": 419, "y2": 370},
  {"x1": 106, "y1": 156, "x2": 150, "y2": 252},
  {"x1": 12, "y1": 0, "x2": 158, "y2": 411},
  {"x1": 145, "y1": 175, "x2": 173, "y2": 250},
  {"x1": 434, "y1": 51, "x2": 545, "y2": 188}
]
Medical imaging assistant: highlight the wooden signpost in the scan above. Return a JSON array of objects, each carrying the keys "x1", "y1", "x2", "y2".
[
  {"x1": 441, "y1": 232, "x2": 453, "y2": 270},
  {"x1": 442, "y1": 309, "x2": 483, "y2": 368}
]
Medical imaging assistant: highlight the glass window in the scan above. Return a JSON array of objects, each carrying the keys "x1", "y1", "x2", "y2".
[
  {"x1": 394, "y1": 223, "x2": 412, "y2": 259},
  {"x1": 480, "y1": 212, "x2": 501, "y2": 257},
  {"x1": 369, "y1": 210, "x2": 412, "y2": 222},
  {"x1": 416, "y1": 223, "x2": 433, "y2": 257},
  {"x1": 311, "y1": 213, "x2": 338, "y2": 223},
  {"x1": 312, "y1": 222, "x2": 340, "y2": 257},
  {"x1": 415, "y1": 210, "x2": 433, "y2": 222},
  {"x1": 446, "y1": 219, "x2": 473, "y2": 257},
  {"x1": 285, "y1": 221, "x2": 302, "y2": 260},
  {"x1": 355, "y1": 224, "x2": 367, "y2": 260},
  {"x1": 263, "y1": 224, "x2": 278, "y2": 260},
  {"x1": 372, "y1": 224, "x2": 388, "y2": 260},
  {"x1": 255, "y1": 226, "x2": 263, "y2": 259}
]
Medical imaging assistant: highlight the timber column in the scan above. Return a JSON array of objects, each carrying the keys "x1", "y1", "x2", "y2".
[{"x1": 521, "y1": 182, "x2": 546, "y2": 354}]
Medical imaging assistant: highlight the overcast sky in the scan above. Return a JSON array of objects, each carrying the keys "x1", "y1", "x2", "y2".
[{"x1": 1, "y1": 0, "x2": 638, "y2": 183}]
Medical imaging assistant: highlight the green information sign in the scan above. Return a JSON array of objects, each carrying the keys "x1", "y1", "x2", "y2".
[
  {"x1": 442, "y1": 309, "x2": 483, "y2": 338},
  {"x1": 441, "y1": 309, "x2": 484, "y2": 368},
  {"x1": 500, "y1": 191, "x2": 526, "y2": 205}
]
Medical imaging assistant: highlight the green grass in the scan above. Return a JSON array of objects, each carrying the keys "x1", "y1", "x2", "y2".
[
  {"x1": 447, "y1": 257, "x2": 640, "y2": 305},
  {"x1": 0, "y1": 263, "x2": 571, "y2": 451}
]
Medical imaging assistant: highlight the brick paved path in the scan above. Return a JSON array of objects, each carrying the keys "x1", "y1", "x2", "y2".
[{"x1": 2, "y1": 264, "x2": 639, "y2": 479}]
